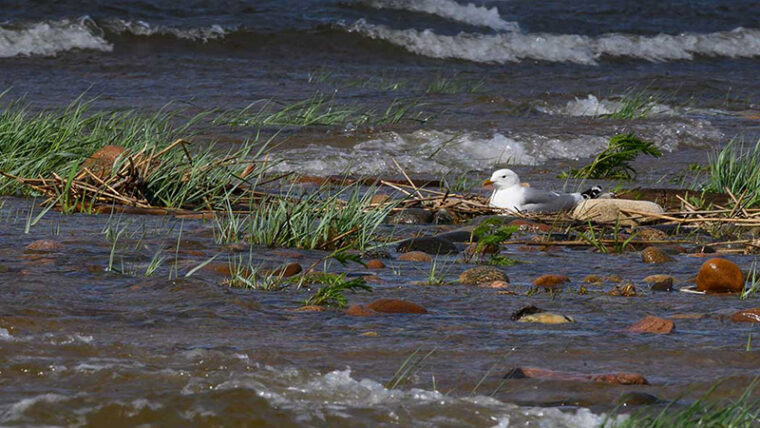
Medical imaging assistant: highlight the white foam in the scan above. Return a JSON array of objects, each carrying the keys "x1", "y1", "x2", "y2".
[
  {"x1": 540, "y1": 94, "x2": 674, "y2": 117},
  {"x1": 210, "y1": 368, "x2": 620, "y2": 427},
  {"x1": 0, "y1": 328, "x2": 14, "y2": 341},
  {"x1": 271, "y1": 130, "x2": 538, "y2": 176},
  {"x1": 370, "y1": 0, "x2": 519, "y2": 32},
  {"x1": 0, "y1": 17, "x2": 112, "y2": 58},
  {"x1": 350, "y1": 21, "x2": 760, "y2": 64},
  {"x1": 103, "y1": 19, "x2": 228, "y2": 42}
]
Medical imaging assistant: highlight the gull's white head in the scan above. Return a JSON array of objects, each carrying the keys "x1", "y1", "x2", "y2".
[{"x1": 483, "y1": 168, "x2": 520, "y2": 189}]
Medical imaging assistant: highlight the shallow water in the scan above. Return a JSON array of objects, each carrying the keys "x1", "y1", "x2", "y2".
[
  {"x1": 1, "y1": 196, "x2": 760, "y2": 426},
  {"x1": 1, "y1": 0, "x2": 759, "y2": 425}
]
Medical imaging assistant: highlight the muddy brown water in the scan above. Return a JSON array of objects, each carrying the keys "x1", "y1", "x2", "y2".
[{"x1": 1, "y1": 196, "x2": 759, "y2": 427}]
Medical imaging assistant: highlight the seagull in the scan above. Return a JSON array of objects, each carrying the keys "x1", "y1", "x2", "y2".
[{"x1": 483, "y1": 168, "x2": 602, "y2": 213}]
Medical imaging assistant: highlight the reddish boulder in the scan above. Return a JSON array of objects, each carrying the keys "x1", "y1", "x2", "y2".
[
  {"x1": 627, "y1": 316, "x2": 674, "y2": 334},
  {"x1": 696, "y1": 258, "x2": 744, "y2": 293},
  {"x1": 731, "y1": 308, "x2": 760, "y2": 323},
  {"x1": 346, "y1": 305, "x2": 378, "y2": 317},
  {"x1": 532, "y1": 274, "x2": 570, "y2": 288},
  {"x1": 366, "y1": 299, "x2": 428, "y2": 314}
]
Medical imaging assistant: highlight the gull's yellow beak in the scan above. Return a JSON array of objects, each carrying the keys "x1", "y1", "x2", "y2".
[{"x1": 482, "y1": 179, "x2": 494, "y2": 188}]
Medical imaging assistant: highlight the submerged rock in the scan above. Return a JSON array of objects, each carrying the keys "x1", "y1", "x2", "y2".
[
  {"x1": 459, "y1": 266, "x2": 509, "y2": 285},
  {"x1": 641, "y1": 246, "x2": 673, "y2": 264},
  {"x1": 505, "y1": 367, "x2": 648, "y2": 385},
  {"x1": 397, "y1": 251, "x2": 432, "y2": 262},
  {"x1": 386, "y1": 208, "x2": 433, "y2": 225},
  {"x1": 731, "y1": 308, "x2": 760, "y2": 323},
  {"x1": 532, "y1": 274, "x2": 570, "y2": 289},
  {"x1": 583, "y1": 274, "x2": 604, "y2": 284},
  {"x1": 610, "y1": 282, "x2": 637, "y2": 297},
  {"x1": 627, "y1": 316, "x2": 674, "y2": 334},
  {"x1": 517, "y1": 312, "x2": 574, "y2": 324},
  {"x1": 572, "y1": 199, "x2": 664, "y2": 226},
  {"x1": 24, "y1": 240, "x2": 63, "y2": 253},
  {"x1": 346, "y1": 304, "x2": 378, "y2": 317},
  {"x1": 436, "y1": 227, "x2": 476, "y2": 243},
  {"x1": 697, "y1": 258, "x2": 744, "y2": 293},
  {"x1": 366, "y1": 299, "x2": 428, "y2": 314},
  {"x1": 396, "y1": 236, "x2": 458, "y2": 255},
  {"x1": 617, "y1": 392, "x2": 660, "y2": 406}
]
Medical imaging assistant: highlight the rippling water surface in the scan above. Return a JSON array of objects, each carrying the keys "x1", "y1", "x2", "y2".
[{"x1": 1, "y1": 0, "x2": 759, "y2": 425}]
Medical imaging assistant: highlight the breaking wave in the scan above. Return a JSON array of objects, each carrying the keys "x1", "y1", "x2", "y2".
[
  {"x1": 271, "y1": 123, "x2": 722, "y2": 176},
  {"x1": 369, "y1": 0, "x2": 519, "y2": 32},
  {"x1": 101, "y1": 19, "x2": 229, "y2": 42},
  {"x1": 0, "y1": 17, "x2": 112, "y2": 58},
  {"x1": 349, "y1": 21, "x2": 760, "y2": 64}
]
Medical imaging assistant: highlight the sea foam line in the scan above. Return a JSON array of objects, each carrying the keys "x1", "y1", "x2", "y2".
[
  {"x1": 350, "y1": 21, "x2": 760, "y2": 64},
  {"x1": 369, "y1": 0, "x2": 519, "y2": 32}
]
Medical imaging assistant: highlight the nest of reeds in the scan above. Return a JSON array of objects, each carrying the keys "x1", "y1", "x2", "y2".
[{"x1": 1, "y1": 139, "x2": 270, "y2": 214}]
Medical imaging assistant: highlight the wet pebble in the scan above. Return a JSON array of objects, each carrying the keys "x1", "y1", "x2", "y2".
[
  {"x1": 609, "y1": 282, "x2": 637, "y2": 296},
  {"x1": 397, "y1": 251, "x2": 432, "y2": 262},
  {"x1": 627, "y1": 316, "x2": 674, "y2": 334},
  {"x1": 532, "y1": 274, "x2": 570, "y2": 289},
  {"x1": 517, "y1": 312, "x2": 574, "y2": 324},
  {"x1": 584, "y1": 274, "x2": 603, "y2": 284},
  {"x1": 641, "y1": 246, "x2": 673, "y2": 264},
  {"x1": 433, "y1": 208, "x2": 454, "y2": 224},
  {"x1": 507, "y1": 219, "x2": 552, "y2": 233},
  {"x1": 366, "y1": 299, "x2": 428, "y2": 314},
  {"x1": 643, "y1": 274, "x2": 675, "y2": 292},
  {"x1": 697, "y1": 258, "x2": 744, "y2": 293},
  {"x1": 365, "y1": 259, "x2": 385, "y2": 269},
  {"x1": 459, "y1": 266, "x2": 509, "y2": 286}
]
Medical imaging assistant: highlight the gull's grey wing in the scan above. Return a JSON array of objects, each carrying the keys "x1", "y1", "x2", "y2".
[{"x1": 520, "y1": 188, "x2": 581, "y2": 213}]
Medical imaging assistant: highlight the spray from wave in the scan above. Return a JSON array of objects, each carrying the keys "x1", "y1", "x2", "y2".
[
  {"x1": 101, "y1": 19, "x2": 229, "y2": 42},
  {"x1": 369, "y1": 0, "x2": 519, "y2": 32},
  {"x1": 0, "y1": 17, "x2": 112, "y2": 58},
  {"x1": 349, "y1": 21, "x2": 760, "y2": 64}
]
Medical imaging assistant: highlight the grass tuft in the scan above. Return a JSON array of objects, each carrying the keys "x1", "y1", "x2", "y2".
[
  {"x1": 562, "y1": 133, "x2": 662, "y2": 180},
  {"x1": 703, "y1": 138, "x2": 760, "y2": 207}
]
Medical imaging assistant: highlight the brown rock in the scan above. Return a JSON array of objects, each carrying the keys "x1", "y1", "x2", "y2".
[
  {"x1": 464, "y1": 242, "x2": 500, "y2": 258},
  {"x1": 643, "y1": 274, "x2": 675, "y2": 292},
  {"x1": 481, "y1": 280, "x2": 510, "y2": 289},
  {"x1": 346, "y1": 305, "x2": 379, "y2": 317},
  {"x1": 627, "y1": 316, "x2": 674, "y2": 334},
  {"x1": 398, "y1": 251, "x2": 432, "y2": 262},
  {"x1": 731, "y1": 308, "x2": 760, "y2": 323},
  {"x1": 81, "y1": 145, "x2": 127, "y2": 178},
  {"x1": 24, "y1": 240, "x2": 63, "y2": 253},
  {"x1": 366, "y1": 299, "x2": 428, "y2": 314},
  {"x1": 610, "y1": 282, "x2": 637, "y2": 297},
  {"x1": 584, "y1": 274, "x2": 603, "y2": 284},
  {"x1": 532, "y1": 274, "x2": 570, "y2": 288},
  {"x1": 634, "y1": 227, "x2": 668, "y2": 241},
  {"x1": 641, "y1": 246, "x2": 674, "y2": 264},
  {"x1": 365, "y1": 259, "x2": 385, "y2": 269},
  {"x1": 506, "y1": 367, "x2": 648, "y2": 385},
  {"x1": 517, "y1": 313, "x2": 574, "y2": 324},
  {"x1": 459, "y1": 266, "x2": 509, "y2": 286},
  {"x1": 572, "y1": 199, "x2": 664, "y2": 226},
  {"x1": 696, "y1": 258, "x2": 744, "y2": 293}
]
